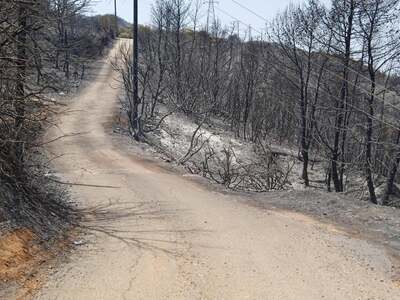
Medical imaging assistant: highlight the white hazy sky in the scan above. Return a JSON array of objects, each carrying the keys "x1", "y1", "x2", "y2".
[{"x1": 89, "y1": 0, "x2": 330, "y2": 35}]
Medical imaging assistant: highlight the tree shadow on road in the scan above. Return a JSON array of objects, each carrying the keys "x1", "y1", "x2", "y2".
[{"x1": 76, "y1": 201, "x2": 211, "y2": 256}]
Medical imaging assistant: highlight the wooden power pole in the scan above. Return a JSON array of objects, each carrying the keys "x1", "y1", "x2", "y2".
[
  {"x1": 114, "y1": 0, "x2": 118, "y2": 37},
  {"x1": 132, "y1": 0, "x2": 139, "y2": 137},
  {"x1": 133, "y1": 0, "x2": 138, "y2": 106}
]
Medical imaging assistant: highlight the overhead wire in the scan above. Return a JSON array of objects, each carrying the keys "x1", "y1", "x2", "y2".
[
  {"x1": 228, "y1": 0, "x2": 400, "y2": 115},
  {"x1": 212, "y1": 1, "x2": 400, "y2": 132}
]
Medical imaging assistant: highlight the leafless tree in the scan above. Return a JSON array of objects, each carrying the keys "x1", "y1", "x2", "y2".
[
  {"x1": 358, "y1": 0, "x2": 400, "y2": 203},
  {"x1": 115, "y1": 0, "x2": 400, "y2": 204},
  {"x1": 0, "y1": 0, "x2": 116, "y2": 235}
]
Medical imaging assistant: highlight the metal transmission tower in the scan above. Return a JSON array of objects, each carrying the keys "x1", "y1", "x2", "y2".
[
  {"x1": 232, "y1": 20, "x2": 240, "y2": 38},
  {"x1": 204, "y1": 0, "x2": 218, "y2": 65},
  {"x1": 205, "y1": 0, "x2": 218, "y2": 34}
]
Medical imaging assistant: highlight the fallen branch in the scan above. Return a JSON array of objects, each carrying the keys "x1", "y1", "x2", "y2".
[{"x1": 48, "y1": 178, "x2": 121, "y2": 189}]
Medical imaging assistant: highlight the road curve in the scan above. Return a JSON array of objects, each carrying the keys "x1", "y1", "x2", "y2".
[{"x1": 36, "y1": 40, "x2": 400, "y2": 300}]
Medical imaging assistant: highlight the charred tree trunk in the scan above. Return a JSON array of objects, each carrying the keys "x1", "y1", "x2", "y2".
[
  {"x1": 365, "y1": 67, "x2": 377, "y2": 204},
  {"x1": 330, "y1": 0, "x2": 356, "y2": 193},
  {"x1": 300, "y1": 87, "x2": 310, "y2": 187},
  {"x1": 14, "y1": 1, "x2": 28, "y2": 171},
  {"x1": 383, "y1": 130, "x2": 400, "y2": 205}
]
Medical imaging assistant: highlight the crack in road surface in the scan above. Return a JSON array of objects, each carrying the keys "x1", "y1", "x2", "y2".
[{"x1": 35, "y1": 40, "x2": 400, "y2": 300}]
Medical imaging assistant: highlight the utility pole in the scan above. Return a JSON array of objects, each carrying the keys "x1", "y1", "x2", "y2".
[
  {"x1": 114, "y1": 0, "x2": 118, "y2": 37},
  {"x1": 133, "y1": 0, "x2": 139, "y2": 136}
]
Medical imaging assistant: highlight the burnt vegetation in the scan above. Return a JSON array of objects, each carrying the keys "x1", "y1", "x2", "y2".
[
  {"x1": 0, "y1": 0, "x2": 120, "y2": 237},
  {"x1": 114, "y1": 0, "x2": 400, "y2": 205},
  {"x1": 2, "y1": 0, "x2": 400, "y2": 238}
]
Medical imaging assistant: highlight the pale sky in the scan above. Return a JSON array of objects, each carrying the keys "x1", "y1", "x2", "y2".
[{"x1": 89, "y1": 0, "x2": 330, "y2": 36}]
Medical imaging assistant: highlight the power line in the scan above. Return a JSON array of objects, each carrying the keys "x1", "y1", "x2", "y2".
[
  {"x1": 227, "y1": 0, "x2": 400, "y2": 116},
  {"x1": 215, "y1": 6, "x2": 264, "y2": 37},
  {"x1": 212, "y1": 4, "x2": 400, "y2": 132},
  {"x1": 230, "y1": 0, "x2": 267, "y2": 24}
]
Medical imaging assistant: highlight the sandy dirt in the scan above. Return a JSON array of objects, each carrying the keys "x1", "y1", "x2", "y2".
[
  {"x1": 0, "y1": 229, "x2": 47, "y2": 299},
  {"x1": 34, "y1": 40, "x2": 400, "y2": 299}
]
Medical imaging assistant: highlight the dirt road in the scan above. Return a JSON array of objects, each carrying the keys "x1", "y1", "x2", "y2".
[{"x1": 36, "y1": 41, "x2": 400, "y2": 299}]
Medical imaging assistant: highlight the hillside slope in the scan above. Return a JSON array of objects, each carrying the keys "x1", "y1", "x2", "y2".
[{"x1": 32, "y1": 40, "x2": 400, "y2": 300}]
